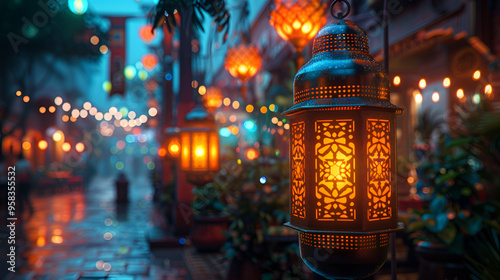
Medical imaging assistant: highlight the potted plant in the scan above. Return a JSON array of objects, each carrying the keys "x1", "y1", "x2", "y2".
[
  {"x1": 223, "y1": 158, "x2": 305, "y2": 280},
  {"x1": 190, "y1": 180, "x2": 229, "y2": 252},
  {"x1": 407, "y1": 96, "x2": 500, "y2": 279}
]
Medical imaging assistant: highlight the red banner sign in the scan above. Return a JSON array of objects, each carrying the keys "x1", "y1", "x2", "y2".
[{"x1": 108, "y1": 17, "x2": 127, "y2": 97}]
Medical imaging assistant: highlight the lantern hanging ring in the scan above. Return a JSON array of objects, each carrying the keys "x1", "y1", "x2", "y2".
[{"x1": 330, "y1": 0, "x2": 351, "y2": 19}]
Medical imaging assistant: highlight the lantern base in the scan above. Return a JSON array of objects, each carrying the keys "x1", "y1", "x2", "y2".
[{"x1": 285, "y1": 222, "x2": 404, "y2": 280}]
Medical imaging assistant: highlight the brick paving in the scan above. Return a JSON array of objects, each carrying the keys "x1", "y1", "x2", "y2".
[{"x1": 5, "y1": 175, "x2": 191, "y2": 280}]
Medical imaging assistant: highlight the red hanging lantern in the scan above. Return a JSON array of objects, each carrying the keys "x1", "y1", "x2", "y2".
[
  {"x1": 224, "y1": 44, "x2": 261, "y2": 84},
  {"x1": 269, "y1": 0, "x2": 328, "y2": 53},
  {"x1": 180, "y1": 107, "x2": 220, "y2": 186}
]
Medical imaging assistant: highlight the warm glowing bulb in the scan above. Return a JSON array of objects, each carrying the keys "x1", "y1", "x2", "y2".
[
  {"x1": 39, "y1": 107, "x2": 46, "y2": 114},
  {"x1": 148, "y1": 107, "x2": 158, "y2": 117},
  {"x1": 485, "y1": 84, "x2": 492, "y2": 95},
  {"x1": 198, "y1": 85, "x2": 206, "y2": 95},
  {"x1": 52, "y1": 132, "x2": 62, "y2": 142},
  {"x1": 23, "y1": 96, "x2": 30, "y2": 103},
  {"x1": 443, "y1": 77, "x2": 451, "y2": 88},
  {"x1": 473, "y1": 70, "x2": 481, "y2": 80},
  {"x1": 48, "y1": 106, "x2": 56, "y2": 113},
  {"x1": 195, "y1": 146, "x2": 205, "y2": 157},
  {"x1": 419, "y1": 79, "x2": 426, "y2": 89},
  {"x1": 223, "y1": 98, "x2": 231, "y2": 106},
  {"x1": 90, "y1": 35, "x2": 99, "y2": 45},
  {"x1": 22, "y1": 142, "x2": 31, "y2": 150},
  {"x1": 260, "y1": 106, "x2": 268, "y2": 114},
  {"x1": 54, "y1": 96, "x2": 63, "y2": 106},
  {"x1": 232, "y1": 101, "x2": 240, "y2": 110},
  {"x1": 62, "y1": 115, "x2": 69, "y2": 122},
  {"x1": 456, "y1": 89, "x2": 464, "y2": 99},
  {"x1": 415, "y1": 93, "x2": 423, "y2": 104},
  {"x1": 128, "y1": 111, "x2": 136, "y2": 119},
  {"x1": 38, "y1": 140, "x2": 48, "y2": 150},
  {"x1": 432, "y1": 92, "x2": 440, "y2": 103},
  {"x1": 83, "y1": 102, "x2": 92, "y2": 110},
  {"x1": 393, "y1": 76, "x2": 401, "y2": 86},
  {"x1": 170, "y1": 144, "x2": 179, "y2": 153},
  {"x1": 16, "y1": 90, "x2": 22, "y2": 96},
  {"x1": 75, "y1": 142, "x2": 85, "y2": 152},
  {"x1": 100, "y1": 45, "x2": 108, "y2": 54},
  {"x1": 246, "y1": 104, "x2": 254, "y2": 113},
  {"x1": 62, "y1": 142, "x2": 71, "y2": 152},
  {"x1": 62, "y1": 102, "x2": 71, "y2": 111}
]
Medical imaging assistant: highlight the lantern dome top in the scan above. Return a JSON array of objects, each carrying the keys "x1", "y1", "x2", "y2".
[
  {"x1": 184, "y1": 106, "x2": 216, "y2": 129},
  {"x1": 284, "y1": 19, "x2": 402, "y2": 116}
]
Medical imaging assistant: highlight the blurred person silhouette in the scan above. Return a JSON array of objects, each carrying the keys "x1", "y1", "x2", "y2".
[{"x1": 16, "y1": 153, "x2": 34, "y2": 219}]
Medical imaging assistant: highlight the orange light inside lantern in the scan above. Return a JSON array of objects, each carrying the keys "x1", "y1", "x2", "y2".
[
  {"x1": 168, "y1": 139, "x2": 181, "y2": 158},
  {"x1": 225, "y1": 44, "x2": 261, "y2": 83},
  {"x1": 270, "y1": 0, "x2": 328, "y2": 52}
]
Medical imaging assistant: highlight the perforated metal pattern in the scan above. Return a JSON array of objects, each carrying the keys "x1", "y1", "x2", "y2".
[
  {"x1": 313, "y1": 33, "x2": 369, "y2": 55},
  {"x1": 294, "y1": 85, "x2": 389, "y2": 104},
  {"x1": 300, "y1": 232, "x2": 390, "y2": 250}
]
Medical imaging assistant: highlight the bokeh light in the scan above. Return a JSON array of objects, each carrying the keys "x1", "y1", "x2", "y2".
[
  {"x1": 38, "y1": 140, "x2": 48, "y2": 150},
  {"x1": 62, "y1": 142, "x2": 71, "y2": 152}
]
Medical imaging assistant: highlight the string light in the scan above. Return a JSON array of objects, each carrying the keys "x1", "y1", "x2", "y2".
[
  {"x1": 393, "y1": 76, "x2": 401, "y2": 86},
  {"x1": 443, "y1": 77, "x2": 450, "y2": 88},
  {"x1": 456, "y1": 89, "x2": 464, "y2": 99},
  {"x1": 419, "y1": 79, "x2": 426, "y2": 89},
  {"x1": 432, "y1": 92, "x2": 440, "y2": 103},
  {"x1": 473, "y1": 70, "x2": 481, "y2": 80}
]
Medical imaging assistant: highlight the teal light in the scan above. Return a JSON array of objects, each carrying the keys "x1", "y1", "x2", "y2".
[
  {"x1": 125, "y1": 134, "x2": 135, "y2": 143},
  {"x1": 68, "y1": 0, "x2": 88, "y2": 15},
  {"x1": 244, "y1": 120, "x2": 257, "y2": 132},
  {"x1": 219, "y1": 127, "x2": 231, "y2": 137}
]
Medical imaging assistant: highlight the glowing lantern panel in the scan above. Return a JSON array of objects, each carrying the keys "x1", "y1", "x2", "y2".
[
  {"x1": 180, "y1": 107, "x2": 220, "y2": 186},
  {"x1": 270, "y1": 0, "x2": 328, "y2": 52},
  {"x1": 284, "y1": 11, "x2": 402, "y2": 279},
  {"x1": 224, "y1": 44, "x2": 261, "y2": 83}
]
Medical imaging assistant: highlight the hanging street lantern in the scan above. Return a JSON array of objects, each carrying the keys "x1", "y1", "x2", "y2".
[
  {"x1": 180, "y1": 107, "x2": 220, "y2": 186},
  {"x1": 203, "y1": 86, "x2": 224, "y2": 113},
  {"x1": 224, "y1": 43, "x2": 262, "y2": 100},
  {"x1": 283, "y1": 1, "x2": 403, "y2": 279},
  {"x1": 269, "y1": 0, "x2": 328, "y2": 67},
  {"x1": 161, "y1": 127, "x2": 181, "y2": 159}
]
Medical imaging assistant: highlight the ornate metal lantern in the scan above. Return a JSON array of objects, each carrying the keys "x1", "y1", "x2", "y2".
[
  {"x1": 162, "y1": 127, "x2": 181, "y2": 159},
  {"x1": 269, "y1": 0, "x2": 328, "y2": 53},
  {"x1": 283, "y1": 1, "x2": 403, "y2": 279},
  {"x1": 180, "y1": 107, "x2": 220, "y2": 186},
  {"x1": 224, "y1": 44, "x2": 262, "y2": 84}
]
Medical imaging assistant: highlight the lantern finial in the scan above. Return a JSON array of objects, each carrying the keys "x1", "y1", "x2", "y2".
[{"x1": 330, "y1": 0, "x2": 351, "y2": 20}]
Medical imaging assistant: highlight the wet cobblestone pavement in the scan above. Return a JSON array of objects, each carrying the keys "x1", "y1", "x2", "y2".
[{"x1": 4, "y1": 176, "x2": 192, "y2": 280}]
